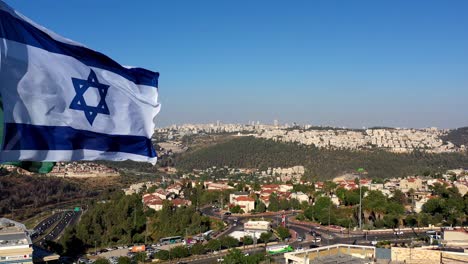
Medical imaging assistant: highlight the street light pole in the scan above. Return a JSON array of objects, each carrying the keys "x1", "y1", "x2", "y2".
[
  {"x1": 359, "y1": 174, "x2": 362, "y2": 230},
  {"x1": 357, "y1": 168, "x2": 365, "y2": 231}
]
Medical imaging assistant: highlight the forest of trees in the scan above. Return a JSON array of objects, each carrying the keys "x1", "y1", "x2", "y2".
[
  {"x1": 0, "y1": 173, "x2": 96, "y2": 219},
  {"x1": 59, "y1": 191, "x2": 221, "y2": 256},
  {"x1": 295, "y1": 184, "x2": 468, "y2": 229},
  {"x1": 176, "y1": 137, "x2": 468, "y2": 180}
]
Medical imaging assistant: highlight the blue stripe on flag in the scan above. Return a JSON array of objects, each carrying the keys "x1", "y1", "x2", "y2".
[
  {"x1": 3, "y1": 123, "x2": 157, "y2": 158},
  {"x1": 0, "y1": 9, "x2": 158, "y2": 87}
]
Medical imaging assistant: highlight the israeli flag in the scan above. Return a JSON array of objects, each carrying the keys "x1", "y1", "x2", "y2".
[{"x1": 0, "y1": 1, "x2": 160, "y2": 164}]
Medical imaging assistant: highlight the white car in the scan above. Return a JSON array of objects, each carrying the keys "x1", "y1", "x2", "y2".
[
  {"x1": 217, "y1": 258, "x2": 224, "y2": 262},
  {"x1": 394, "y1": 231, "x2": 404, "y2": 235}
]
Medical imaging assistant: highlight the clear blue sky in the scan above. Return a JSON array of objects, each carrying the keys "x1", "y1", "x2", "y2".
[{"x1": 5, "y1": 0, "x2": 468, "y2": 128}]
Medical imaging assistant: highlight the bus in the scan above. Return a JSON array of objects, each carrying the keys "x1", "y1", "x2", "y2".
[
  {"x1": 159, "y1": 236, "x2": 183, "y2": 245},
  {"x1": 266, "y1": 245, "x2": 294, "y2": 255}
]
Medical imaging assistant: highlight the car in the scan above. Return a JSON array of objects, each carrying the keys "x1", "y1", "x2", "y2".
[
  {"x1": 217, "y1": 258, "x2": 224, "y2": 262},
  {"x1": 297, "y1": 236, "x2": 303, "y2": 242},
  {"x1": 394, "y1": 231, "x2": 404, "y2": 235},
  {"x1": 244, "y1": 253, "x2": 250, "y2": 256}
]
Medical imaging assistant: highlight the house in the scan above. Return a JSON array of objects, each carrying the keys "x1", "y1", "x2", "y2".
[
  {"x1": 153, "y1": 189, "x2": 169, "y2": 200},
  {"x1": 279, "y1": 184, "x2": 294, "y2": 193},
  {"x1": 167, "y1": 183, "x2": 183, "y2": 195},
  {"x1": 454, "y1": 182, "x2": 468, "y2": 196},
  {"x1": 142, "y1": 193, "x2": 164, "y2": 211},
  {"x1": 330, "y1": 195, "x2": 340, "y2": 206},
  {"x1": 399, "y1": 177, "x2": 423, "y2": 192},
  {"x1": 172, "y1": 198, "x2": 192, "y2": 208},
  {"x1": 314, "y1": 182, "x2": 324, "y2": 190},
  {"x1": 262, "y1": 184, "x2": 280, "y2": 192},
  {"x1": 230, "y1": 192, "x2": 250, "y2": 204},
  {"x1": 232, "y1": 196, "x2": 255, "y2": 212},
  {"x1": 206, "y1": 182, "x2": 235, "y2": 191},
  {"x1": 143, "y1": 194, "x2": 191, "y2": 211}
]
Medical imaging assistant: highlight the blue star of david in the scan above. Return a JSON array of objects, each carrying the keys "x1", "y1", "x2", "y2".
[{"x1": 69, "y1": 69, "x2": 110, "y2": 125}]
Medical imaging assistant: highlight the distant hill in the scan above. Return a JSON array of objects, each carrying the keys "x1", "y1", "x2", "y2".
[
  {"x1": 443, "y1": 127, "x2": 468, "y2": 147},
  {"x1": 175, "y1": 136, "x2": 468, "y2": 180}
]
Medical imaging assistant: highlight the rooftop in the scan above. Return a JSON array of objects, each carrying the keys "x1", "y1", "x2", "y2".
[{"x1": 0, "y1": 218, "x2": 32, "y2": 249}]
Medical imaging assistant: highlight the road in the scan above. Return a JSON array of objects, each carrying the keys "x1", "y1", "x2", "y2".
[
  {"x1": 196, "y1": 206, "x2": 434, "y2": 263},
  {"x1": 32, "y1": 211, "x2": 81, "y2": 246},
  {"x1": 31, "y1": 212, "x2": 65, "y2": 241}
]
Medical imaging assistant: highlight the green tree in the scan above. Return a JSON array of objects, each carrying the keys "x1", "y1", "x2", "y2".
[
  {"x1": 336, "y1": 187, "x2": 347, "y2": 203},
  {"x1": 312, "y1": 196, "x2": 334, "y2": 224},
  {"x1": 206, "y1": 239, "x2": 221, "y2": 252},
  {"x1": 242, "y1": 236, "x2": 253, "y2": 245},
  {"x1": 304, "y1": 206, "x2": 314, "y2": 221},
  {"x1": 289, "y1": 198, "x2": 301, "y2": 210},
  {"x1": 267, "y1": 193, "x2": 280, "y2": 212},
  {"x1": 255, "y1": 200, "x2": 267, "y2": 213},
  {"x1": 134, "y1": 252, "x2": 147, "y2": 263},
  {"x1": 259, "y1": 232, "x2": 272, "y2": 246},
  {"x1": 404, "y1": 215, "x2": 418, "y2": 227},
  {"x1": 170, "y1": 246, "x2": 190, "y2": 259},
  {"x1": 322, "y1": 181, "x2": 337, "y2": 194},
  {"x1": 279, "y1": 199, "x2": 290, "y2": 211},
  {"x1": 276, "y1": 226, "x2": 290, "y2": 241},
  {"x1": 94, "y1": 258, "x2": 110, "y2": 264},
  {"x1": 190, "y1": 243, "x2": 206, "y2": 255},
  {"x1": 230, "y1": 205, "x2": 242, "y2": 214},
  {"x1": 220, "y1": 236, "x2": 239, "y2": 249},
  {"x1": 391, "y1": 189, "x2": 407, "y2": 205},
  {"x1": 154, "y1": 250, "x2": 169, "y2": 261},
  {"x1": 222, "y1": 248, "x2": 244, "y2": 264},
  {"x1": 422, "y1": 198, "x2": 443, "y2": 214},
  {"x1": 117, "y1": 257, "x2": 131, "y2": 264}
]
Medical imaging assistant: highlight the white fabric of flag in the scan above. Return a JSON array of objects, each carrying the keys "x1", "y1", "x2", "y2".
[{"x1": 0, "y1": 1, "x2": 161, "y2": 164}]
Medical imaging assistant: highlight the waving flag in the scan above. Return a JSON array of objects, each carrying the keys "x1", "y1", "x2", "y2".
[{"x1": 0, "y1": 1, "x2": 160, "y2": 164}]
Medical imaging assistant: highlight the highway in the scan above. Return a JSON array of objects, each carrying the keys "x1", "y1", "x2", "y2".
[
  {"x1": 31, "y1": 212, "x2": 65, "y2": 241},
  {"x1": 32, "y1": 211, "x2": 81, "y2": 246}
]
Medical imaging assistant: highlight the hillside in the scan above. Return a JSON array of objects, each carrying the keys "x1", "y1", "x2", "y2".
[
  {"x1": 175, "y1": 136, "x2": 468, "y2": 180},
  {"x1": 0, "y1": 173, "x2": 103, "y2": 220},
  {"x1": 443, "y1": 127, "x2": 468, "y2": 147}
]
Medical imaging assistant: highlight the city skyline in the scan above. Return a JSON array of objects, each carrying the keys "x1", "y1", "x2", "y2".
[{"x1": 7, "y1": 0, "x2": 468, "y2": 129}]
